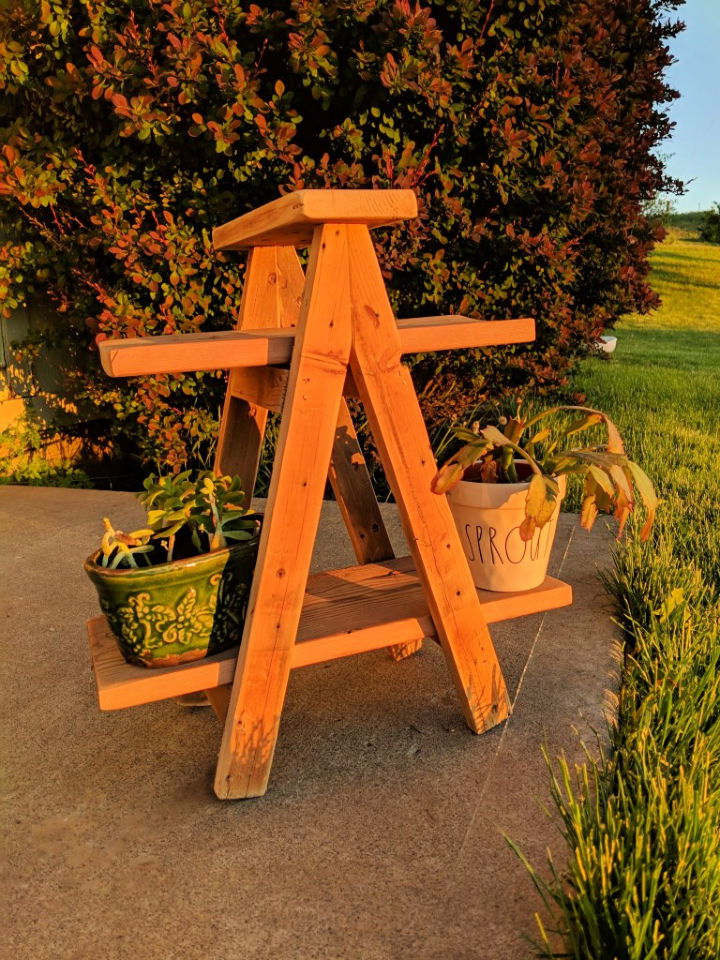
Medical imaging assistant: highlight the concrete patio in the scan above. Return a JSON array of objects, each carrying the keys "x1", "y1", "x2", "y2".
[{"x1": 2, "y1": 486, "x2": 619, "y2": 960}]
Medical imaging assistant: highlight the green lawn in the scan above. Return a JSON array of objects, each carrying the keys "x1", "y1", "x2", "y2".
[
  {"x1": 574, "y1": 235, "x2": 720, "y2": 585},
  {"x1": 526, "y1": 236, "x2": 720, "y2": 958}
]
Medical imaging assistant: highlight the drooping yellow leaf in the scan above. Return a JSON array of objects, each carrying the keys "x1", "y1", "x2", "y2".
[
  {"x1": 481, "y1": 424, "x2": 509, "y2": 446},
  {"x1": 565, "y1": 412, "x2": 602, "y2": 437},
  {"x1": 525, "y1": 472, "x2": 547, "y2": 518},
  {"x1": 609, "y1": 463, "x2": 634, "y2": 506},
  {"x1": 519, "y1": 515, "x2": 536, "y2": 542},
  {"x1": 530, "y1": 427, "x2": 551, "y2": 445},
  {"x1": 614, "y1": 488, "x2": 632, "y2": 538},
  {"x1": 431, "y1": 460, "x2": 465, "y2": 494},
  {"x1": 580, "y1": 493, "x2": 598, "y2": 531},
  {"x1": 626, "y1": 460, "x2": 659, "y2": 541},
  {"x1": 588, "y1": 464, "x2": 615, "y2": 498},
  {"x1": 536, "y1": 494, "x2": 557, "y2": 527},
  {"x1": 603, "y1": 414, "x2": 625, "y2": 455}
]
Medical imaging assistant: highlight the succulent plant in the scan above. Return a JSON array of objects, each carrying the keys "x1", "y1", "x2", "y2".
[
  {"x1": 432, "y1": 404, "x2": 657, "y2": 542},
  {"x1": 98, "y1": 472, "x2": 259, "y2": 569}
]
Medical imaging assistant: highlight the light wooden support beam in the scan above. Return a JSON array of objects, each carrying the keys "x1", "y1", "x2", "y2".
[
  {"x1": 345, "y1": 225, "x2": 511, "y2": 734},
  {"x1": 99, "y1": 316, "x2": 535, "y2": 378},
  {"x1": 214, "y1": 223, "x2": 354, "y2": 799},
  {"x1": 213, "y1": 245, "x2": 303, "y2": 490},
  {"x1": 213, "y1": 189, "x2": 418, "y2": 250}
]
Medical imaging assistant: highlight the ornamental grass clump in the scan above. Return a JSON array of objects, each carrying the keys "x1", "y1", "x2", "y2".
[
  {"x1": 100, "y1": 471, "x2": 258, "y2": 569},
  {"x1": 432, "y1": 404, "x2": 658, "y2": 543}
]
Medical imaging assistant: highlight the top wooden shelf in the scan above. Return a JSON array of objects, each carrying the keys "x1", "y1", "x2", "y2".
[{"x1": 213, "y1": 189, "x2": 418, "y2": 250}]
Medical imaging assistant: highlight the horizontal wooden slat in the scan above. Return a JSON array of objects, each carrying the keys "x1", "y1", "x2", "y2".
[
  {"x1": 87, "y1": 556, "x2": 571, "y2": 710},
  {"x1": 213, "y1": 189, "x2": 418, "y2": 250},
  {"x1": 396, "y1": 315, "x2": 534, "y2": 353},
  {"x1": 99, "y1": 317, "x2": 535, "y2": 378},
  {"x1": 99, "y1": 329, "x2": 292, "y2": 378}
]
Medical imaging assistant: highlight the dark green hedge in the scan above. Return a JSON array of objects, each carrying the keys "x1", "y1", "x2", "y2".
[{"x1": 0, "y1": 0, "x2": 682, "y2": 477}]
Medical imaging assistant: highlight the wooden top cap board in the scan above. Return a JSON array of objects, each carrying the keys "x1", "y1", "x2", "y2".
[{"x1": 212, "y1": 189, "x2": 418, "y2": 250}]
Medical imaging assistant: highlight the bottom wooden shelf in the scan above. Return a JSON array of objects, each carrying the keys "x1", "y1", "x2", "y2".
[{"x1": 87, "y1": 556, "x2": 572, "y2": 711}]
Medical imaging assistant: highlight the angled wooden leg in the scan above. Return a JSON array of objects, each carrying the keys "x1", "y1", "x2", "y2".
[
  {"x1": 214, "y1": 225, "x2": 353, "y2": 799},
  {"x1": 346, "y1": 225, "x2": 510, "y2": 733},
  {"x1": 328, "y1": 399, "x2": 422, "y2": 662},
  {"x1": 214, "y1": 246, "x2": 304, "y2": 492}
]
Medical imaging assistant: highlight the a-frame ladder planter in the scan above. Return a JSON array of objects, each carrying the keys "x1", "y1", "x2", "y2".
[{"x1": 87, "y1": 189, "x2": 572, "y2": 799}]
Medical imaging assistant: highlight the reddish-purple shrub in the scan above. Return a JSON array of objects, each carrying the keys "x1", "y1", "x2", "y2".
[{"x1": 0, "y1": 0, "x2": 683, "y2": 476}]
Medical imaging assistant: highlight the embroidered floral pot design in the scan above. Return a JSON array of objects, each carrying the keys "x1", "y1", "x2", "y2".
[
  {"x1": 447, "y1": 473, "x2": 566, "y2": 593},
  {"x1": 84, "y1": 537, "x2": 259, "y2": 668}
]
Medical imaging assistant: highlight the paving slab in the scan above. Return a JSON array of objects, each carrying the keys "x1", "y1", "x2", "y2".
[{"x1": 1, "y1": 486, "x2": 620, "y2": 960}]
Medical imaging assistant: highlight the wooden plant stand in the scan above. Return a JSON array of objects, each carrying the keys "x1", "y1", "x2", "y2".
[{"x1": 88, "y1": 190, "x2": 572, "y2": 799}]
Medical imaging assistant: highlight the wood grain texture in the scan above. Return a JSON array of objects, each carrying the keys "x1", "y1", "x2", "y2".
[
  {"x1": 396, "y1": 315, "x2": 534, "y2": 354},
  {"x1": 205, "y1": 684, "x2": 232, "y2": 723},
  {"x1": 213, "y1": 189, "x2": 417, "y2": 250},
  {"x1": 99, "y1": 328, "x2": 293, "y2": 378},
  {"x1": 214, "y1": 246, "x2": 303, "y2": 489},
  {"x1": 327, "y1": 399, "x2": 420, "y2": 661},
  {"x1": 214, "y1": 224, "x2": 354, "y2": 799},
  {"x1": 346, "y1": 224, "x2": 511, "y2": 734},
  {"x1": 229, "y1": 366, "x2": 289, "y2": 413},
  {"x1": 99, "y1": 316, "x2": 533, "y2": 378},
  {"x1": 87, "y1": 565, "x2": 571, "y2": 710}
]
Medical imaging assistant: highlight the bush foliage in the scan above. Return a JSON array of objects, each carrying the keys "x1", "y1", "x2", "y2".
[
  {"x1": 0, "y1": 0, "x2": 683, "y2": 476},
  {"x1": 699, "y1": 203, "x2": 720, "y2": 244}
]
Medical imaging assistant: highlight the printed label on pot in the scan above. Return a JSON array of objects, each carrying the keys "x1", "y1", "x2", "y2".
[{"x1": 461, "y1": 520, "x2": 555, "y2": 567}]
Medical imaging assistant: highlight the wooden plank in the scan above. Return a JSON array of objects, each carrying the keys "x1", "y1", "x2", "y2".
[
  {"x1": 99, "y1": 316, "x2": 533, "y2": 378},
  {"x1": 214, "y1": 224, "x2": 354, "y2": 800},
  {"x1": 213, "y1": 392, "x2": 266, "y2": 491},
  {"x1": 346, "y1": 224, "x2": 511, "y2": 734},
  {"x1": 229, "y1": 366, "x2": 288, "y2": 413},
  {"x1": 87, "y1": 565, "x2": 572, "y2": 710},
  {"x1": 328, "y1": 400, "x2": 395, "y2": 565},
  {"x1": 213, "y1": 189, "x2": 417, "y2": 250},
  {"x1": 99, "y1": 328, "x2": 293, "y2": 378},
  {"x1": 205, "y1": 684, "x2": 232, "y2": 722},
  {"x1": 327, "y1": 400, "x2": 421, "y2": 661},
  {"x1": 214, "y1": 246, "x2": 303, "y2": 488},
  {"x1": 396, "y1": 315, "x2": 534, "y2": 354}
]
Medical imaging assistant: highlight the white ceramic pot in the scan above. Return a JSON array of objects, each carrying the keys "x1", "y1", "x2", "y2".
[
  {"x1": 597, "y1": 334, "x2": 617, "y2": 354},
  {"x1": 447, "y1": 472, "x2": 566, "y2": 592}
]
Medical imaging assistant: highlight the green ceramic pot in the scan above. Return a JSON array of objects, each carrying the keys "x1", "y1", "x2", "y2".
[{"x1": 84, "y1": 536, "x2": 260, "y2": 668}]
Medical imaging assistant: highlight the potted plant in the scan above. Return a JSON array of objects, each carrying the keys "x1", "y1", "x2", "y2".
[
  {"x1": 85, "y1": 472, "x2": 261, "y2": 667},
  {"x1": 431, "y1": 405, "x2": 657, "y2": 592}
]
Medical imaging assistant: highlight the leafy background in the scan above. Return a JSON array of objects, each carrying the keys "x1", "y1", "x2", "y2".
[{"x1": 0, "y1": 0, "x2": 682, "y2": 484}]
